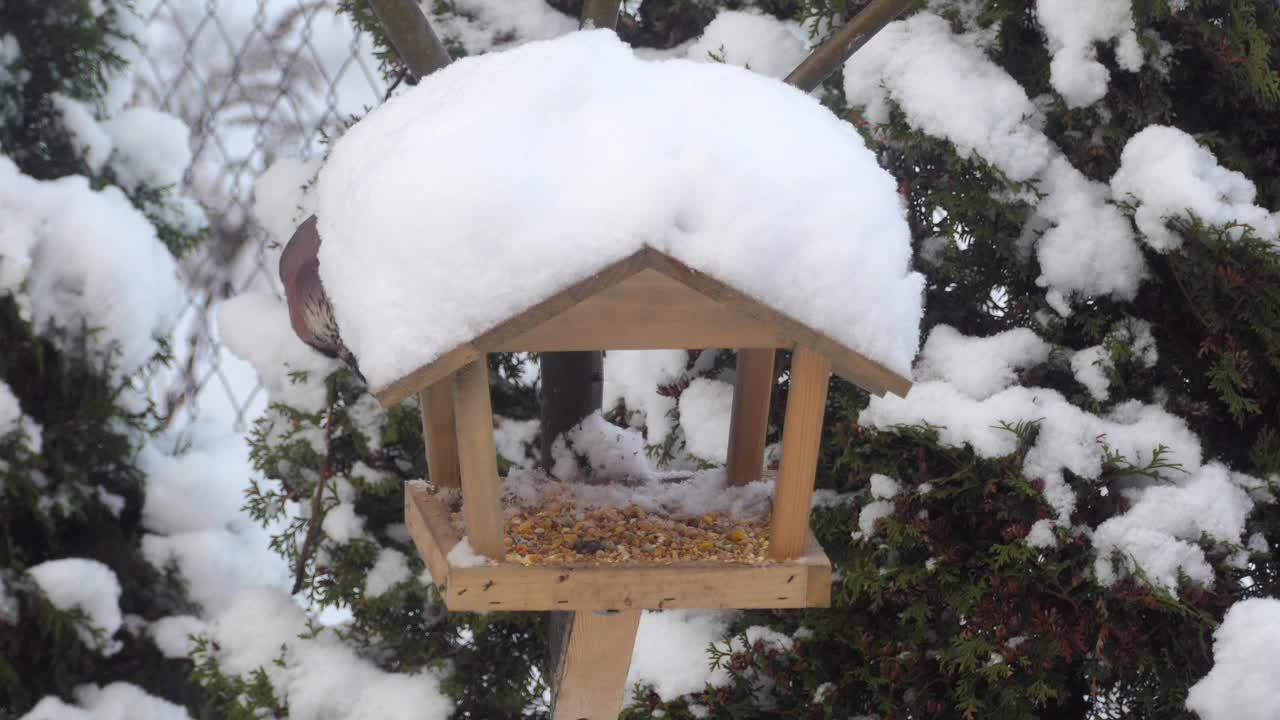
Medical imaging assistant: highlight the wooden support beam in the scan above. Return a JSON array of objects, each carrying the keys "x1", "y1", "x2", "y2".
[
  {"x1": 552, "y1": 609, "x2": 641, "y2": 720},
  {"x1": 768, "y1": 346, "x2": 831, "y2": 560},
  {"x1": 783, "y1": 0, "x2": 913, "y2": 92},
  {"x1": 419, "y1": 381, "x2": 460, "y2": 488},
  {"x1": 366, "y1": 0, "x2": 453, "y2": 81},
  {"x1": 725, "y1": 349, "x2": 775, "y2": 486},
  {"x1": 580, "y1": 0, "x2": 621, "y2": 30},
  {"x1": 452, "y1": 359, "x2": 505, "y2": 559}
]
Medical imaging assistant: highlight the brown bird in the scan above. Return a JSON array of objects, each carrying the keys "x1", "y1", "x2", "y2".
[{"x1": 279, "y1": 214, "x2": 363, "y2": 381}]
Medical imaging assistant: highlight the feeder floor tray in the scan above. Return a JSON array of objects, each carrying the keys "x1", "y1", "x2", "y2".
[{"x1": 405, "y1": 481, "x2": 832, "y2": 612}]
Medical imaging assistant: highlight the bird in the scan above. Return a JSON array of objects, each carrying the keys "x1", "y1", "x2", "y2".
[{"x1": 279, "y1": 214, "x2": 364, "y2": 381}]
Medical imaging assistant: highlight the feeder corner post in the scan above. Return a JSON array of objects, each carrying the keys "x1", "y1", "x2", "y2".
[
  {"x1": 768, "y1": 345, "x2": 832, "y2": 560},
  {"x1": 725, "y1": 348, "x2": 776, "y2": 486},
  {"x1": 451, "y1": 358, "x2": 505, "y2": 558}
]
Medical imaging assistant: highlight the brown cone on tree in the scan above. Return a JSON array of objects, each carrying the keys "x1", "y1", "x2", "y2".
[{"x1": 279, "y1": 214, "x2": 364, "y2": 381}]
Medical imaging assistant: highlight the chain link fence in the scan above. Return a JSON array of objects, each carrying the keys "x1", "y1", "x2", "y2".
[{"x1": 132, "y1": 0, "x2": 385, "y2": 431}]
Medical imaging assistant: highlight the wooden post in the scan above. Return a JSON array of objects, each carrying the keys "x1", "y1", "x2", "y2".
[
  {"x1": 783, "y1": 0, "x2": 914, "y2": 93},
  {"x1": 580, "y1": 0, "x2": 621, "y2": 30},
  {"x1": 552, "y1": 609, "x2": 641, "y2": 720},
  {"x1": 452, "y1": 359, "x2": 505, "y2": 559},
  {"x1": 366, "y1": 0, "x2": 452, "y2": 81},
  {"x1": 725, "y1": 348, "x2": 775, "y2": 486},
  {"x1": 768, "y1": 346, "x2": 831, "y2": 560},
  {"x1": 419, "y1": 381, "x2": 460, "y2": 488}
]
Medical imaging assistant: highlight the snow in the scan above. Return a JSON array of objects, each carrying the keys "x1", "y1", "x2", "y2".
[
  {"x1": 364, "y1": 548, "x2": 411, "y2": 597},
  {"x1": 0, "y1": 155, "x2": 183, "y2": 375},
  {"x1": 321, "y1": 503, "x2": 367, "y2": 544},
  {"x1": 28, "y1": 559, "x2": 123, "y2": 655},
  {"x1": 845, "y1": 13, "x2": 1052, "y2": 182},
  {"x1": 1186, "y1": 597, "x2": 1280, "y2": 720},
  {"x1": 317, "y1": 31, "x2": 923, "y2": 392},
  {"x1": 103, "y1": 108, "x2": 193, "y2": 191},
  {"x1": 0, "y1": 574, "x2": 18, "y2": 625},
  {"x1": 1071, "y1": 345, "x2": 1111, "y2": 401},
  {"x1": 203, "y1": 588, "x2": 452, "y2": 720},
  {"x1": 218, "y1": 292, "x2": 338, "y2": 413},
  {"x1": 433, "y1": 0, "x2": 577, "y2": 54},
  {"x1": 1035, "y1": 0, "x2": 1143, "y2": 107},
  {"x1": 686, "y1": 10, "x2": 808, "y2": 80},
  {"x1": 445, "y1": 538, "x2": 492, "y2": 567},
  {"x1": 142, "y1": 525, "x2": 290, "y2": 617},
  {"x1": 551, "y1": 411, "x2": 651, "y2": 483},
  {"x1": 863, "y1": 376, "x2": 1206, "y2": 527},
  {"x1": 628, "y1": 609, "x2": 733, "y2": 701},
  {"x1": 1092, "y1": 463, "x2": 1253, "y2": 588},
  {"x1": 1025, "y1": 519, "x2": 1058, "y2": 548},
  {"x1": 678, "y1": 378, "x2": 735, "y2": 465},
  {"x1": 856, "y1": 501, "x2": 896, "y2": 537},
  {"x1": 869, "y1": 474, "x2": 901, "y2": 500},
  {"x1": 0, "y1": 378, "x2": 41, "y2": 447},
  {"x1": 915, "y1": 325, "x2": 1051, "y2": 399},
  {"x1": 21, "y1": 683, "x2": 191, "y2": 720},
  {"x1": 493, "y1": 416, "x2": 540, "y2": 469},
  {"x1": 50, "y1": 94, "x2": 113, "y2": 173},
  {"x1": 603, "y1": 350, "x2": 688, "y2": 446},
  {"x1": 1111, "y1": 126, "x2": 1280, "y2": 250},
  {"x1": 253, "y1": 158, "x2": 322, "y2": 256},
  {"x1": 149, "y1": 615, "x2": 206, "y2": 659},
  {"x1": 844, "y1": 13, "x2": 1147, "y2": 313}
]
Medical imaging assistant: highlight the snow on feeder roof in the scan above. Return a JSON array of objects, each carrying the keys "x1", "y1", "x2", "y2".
[{"x1": 314, "y1": 30, "x2": 924, "y2": 405}]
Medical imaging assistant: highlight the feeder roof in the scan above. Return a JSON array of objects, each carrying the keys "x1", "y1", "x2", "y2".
[{"x1": 314, "y1": 31, "x2": 924, "y2": 403}]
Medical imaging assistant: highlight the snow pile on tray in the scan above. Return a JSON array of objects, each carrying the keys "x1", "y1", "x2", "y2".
[
  {"x1": 20, "y1": 682, "x2": 192, "y2": 720},
  {"x1": 1111, "y1": 125, "x2": 1280, "y2": 249},
  {"x1": 198, "y1": 588, "x2": 452, "y2": 720},
  {"x1": 1035, "y1": 0, "x2": 1143, "y2": 107},
  {"x1": 503, "y1": 467, "x2": 775, "y2": 523},
  {"x1": 27, "y1": 559, "x2": 123, "y2": 656},
  {"x1": 686, "y1": 10, "x2": 808, "y2": 79},
  {"x1": 844, "y1": 13, "x2": 1143, "y2": 316},
  {"x1": 0, "y1": 155, "x2": 182, "y2": 374},
  {"x1": 502, "y1": 410, "x2": 775, "y2": 521},
  {"x1": 1186, "y1": 597, "x2": 1280, "y2": 720},
  {"x1": 316, "y1": 30, "x2": 923, "y2": 391}
]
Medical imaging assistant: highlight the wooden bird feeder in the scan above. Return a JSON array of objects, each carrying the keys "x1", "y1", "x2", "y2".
[{"x1": 387, "y1": 246, "x2": 911, "y2": 718}]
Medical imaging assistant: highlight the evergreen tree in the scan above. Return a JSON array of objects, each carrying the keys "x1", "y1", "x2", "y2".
[
  {"x1": 201, "y1": 1, "x2": 1279, "y2": 719},
  {"x1": 0, "y1": 1, "x2": 207, "y2": 716}
]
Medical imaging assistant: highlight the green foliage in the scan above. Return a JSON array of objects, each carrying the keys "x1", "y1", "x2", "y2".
[
  {"x1": 0, "y1": 1, "x2": 210, "y2": 715},
  {"x1": 210, "y1": 1, "x2": 1280, "y2": 718}
]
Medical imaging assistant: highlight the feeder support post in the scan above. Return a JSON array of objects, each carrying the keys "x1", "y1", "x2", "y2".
[
  {"x1": 366, "y1": 0, "x2": 452, "y2": 81},
  {"x1": 419, "y1": 381, "x2": 461, "y2": 488},
  {"x1": 552, "y1": 609, "x2": 642, "y2": 720},
  {"x1": 452, "y1": 359, "x2": 505, "y2": 558},
  {"x1": 768, "y1": 346, "x2": 831, "y2": 560},
  {"x1": 725, "y1": 348, "x2": 776, "y2": 485}
]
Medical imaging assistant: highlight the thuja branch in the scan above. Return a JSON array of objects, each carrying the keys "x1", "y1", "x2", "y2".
[{"x1": 292, "y1": 399, "x2": 337, "y2": 595}]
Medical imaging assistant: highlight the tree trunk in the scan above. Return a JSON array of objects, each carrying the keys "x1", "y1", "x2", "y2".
[{"x1": 538, "y1": 351, "x2": 604, "y2": 468}]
